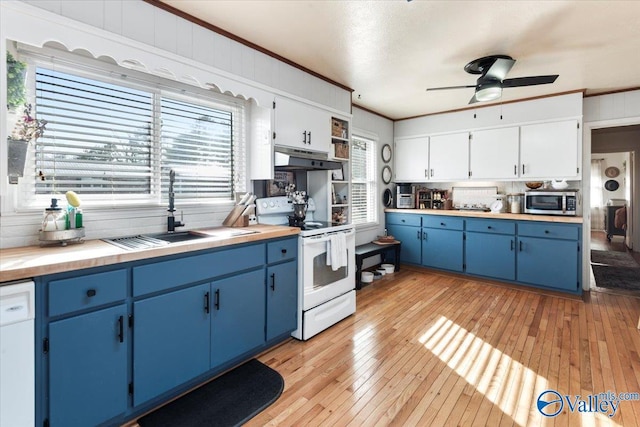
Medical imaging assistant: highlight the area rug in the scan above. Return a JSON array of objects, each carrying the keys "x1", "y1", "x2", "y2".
[
  {"x1": 591, "y1": 250, "x2": 640, "y2": 290},
  {"x1": 138, "y1": 359, "x2": 284, "y2": 427}
]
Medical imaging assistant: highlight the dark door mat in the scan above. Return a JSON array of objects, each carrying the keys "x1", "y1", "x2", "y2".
[
  {"x1": 138, "y1": 359, "x2": 284, "y2": 427},
  {"x1": 591, "y1": 250, "x2": 640, "y2": 290}
]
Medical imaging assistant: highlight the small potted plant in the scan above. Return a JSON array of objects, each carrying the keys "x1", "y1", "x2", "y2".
[{"x1": 8, "y1": 103, "x2": 47, "y2": 181}]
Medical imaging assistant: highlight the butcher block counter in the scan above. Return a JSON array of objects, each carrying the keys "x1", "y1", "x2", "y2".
[
  {"x1": 0, "y1": 225, "x2": 299, "y2": 283},
  {"x1": 385, "y1": 208, "x2": 583, "y2": 224}
]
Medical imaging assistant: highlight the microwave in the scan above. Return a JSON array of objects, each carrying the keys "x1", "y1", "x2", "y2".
[{"x1": 524, "y1": 190, "x2": 578, "y2": 216}]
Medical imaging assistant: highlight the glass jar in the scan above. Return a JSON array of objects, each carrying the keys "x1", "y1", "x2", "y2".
[
  {"x1": 42, "y1": 198, "x2": 67, "y2": 231},
  {"x1": 507, "y1": 194, "x2": 523, "y2": 214}
]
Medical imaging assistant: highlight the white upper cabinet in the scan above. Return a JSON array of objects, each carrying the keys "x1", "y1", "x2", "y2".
[
  {"x1": 469, "y1": 127, "x2": 520, "y2": 180},
  {"x1": 273, "y1": 97, "x2": 330, "y2": 153},
  {"x1": 394, "y1": 136, "x2": 429, "y2": 182},
  {"x1": 520, "y1": 120, "x2": 580, "y2": 179},
  {"x1": 429, "y1": 132, "x2": 469, "y2": 181}
]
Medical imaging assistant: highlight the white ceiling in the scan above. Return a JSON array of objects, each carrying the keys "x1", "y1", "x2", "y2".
[{"x1": 158, "y1": 0, "x2": 640, "y2": 120}]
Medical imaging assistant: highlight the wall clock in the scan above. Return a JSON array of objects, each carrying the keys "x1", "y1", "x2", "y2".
[
  {"x1": 381, "y1": 144, "x2": 392, "y2": 163},
  {"x1": 381, "y1": 165, "x2": 392, "y2": 184}
]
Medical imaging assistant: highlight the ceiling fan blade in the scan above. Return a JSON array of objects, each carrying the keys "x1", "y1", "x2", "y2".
[
  {"x1": 468, "y1": 93, "x2": 480, "y2": 104},
  {"x1": 502, "y1": 75, "x2": 559, "y2": 88},
  {"x1": 484, "y1": 58, "x2": 516, "y2": 81},
  {"x1": 426, "y1": 85, "x2": 476, "y2": 91}
]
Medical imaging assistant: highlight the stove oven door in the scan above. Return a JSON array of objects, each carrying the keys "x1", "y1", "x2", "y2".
[{"x1": 299, "y1": 228, "x2": 355, "y2": 311}]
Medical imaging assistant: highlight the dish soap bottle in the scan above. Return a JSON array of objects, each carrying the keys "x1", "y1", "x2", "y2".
[{"x1": 42, "y1": 198, "x2": 67, "y2": 231}]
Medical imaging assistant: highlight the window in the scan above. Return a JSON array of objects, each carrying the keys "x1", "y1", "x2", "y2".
[
  {"x1": 351, "y1": 133, "x2": 377, "y2": 226},
  {"x1": 20, "y1": 54, "x2": 245, "y2": 208}
]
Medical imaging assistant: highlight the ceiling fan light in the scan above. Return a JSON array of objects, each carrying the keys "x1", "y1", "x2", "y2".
[{"x1": 475, "y1": 83, "x2": 502, "y2": 102}]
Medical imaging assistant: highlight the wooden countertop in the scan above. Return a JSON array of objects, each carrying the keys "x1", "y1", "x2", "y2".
[
  {"x1": 384, "y1": 208, "x2": 583, "y2": 224},
  {"x1": 0, "y1": 225, "x2": 300, "y2": 283}
]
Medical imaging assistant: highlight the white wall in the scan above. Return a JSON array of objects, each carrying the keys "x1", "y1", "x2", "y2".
[
  {"x1": 0, "y1": 1, "x2": 352, "y2": 248},
  {"x1": 351, "y1": 106, "x2": 394, "y2": 268}
]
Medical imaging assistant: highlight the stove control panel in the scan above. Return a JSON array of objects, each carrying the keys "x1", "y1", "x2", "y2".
[{"x1": 256, "y1": 196, "x2": 316, "y2": 215}]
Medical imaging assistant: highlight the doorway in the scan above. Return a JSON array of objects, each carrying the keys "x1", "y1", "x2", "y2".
[{"x1": 589, "y1": 125, "x2": 640, "y2": 294}]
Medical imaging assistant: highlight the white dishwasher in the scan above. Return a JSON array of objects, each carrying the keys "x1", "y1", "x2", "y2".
[{"x1": 1, "y1": 280, "x2": 35, "y2": 427}]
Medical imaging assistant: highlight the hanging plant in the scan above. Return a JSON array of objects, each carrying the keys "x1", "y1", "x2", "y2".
[{"x1": 7, "y1": 52, "x2": 27, "y2": 111}]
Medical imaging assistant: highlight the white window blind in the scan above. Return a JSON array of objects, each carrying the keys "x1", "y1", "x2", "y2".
[
  {"x1": 35, "y1": 67, "x2": 154, "y2": 196},
  {"x1": 351, "y1": 134, "x2": 377, "y2": 225},
  {"x1": 23, "y1": 60, "x2": 245, "y2": 207}
]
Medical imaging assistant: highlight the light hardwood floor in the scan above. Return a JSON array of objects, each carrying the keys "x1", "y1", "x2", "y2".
[{"x1": 248, "y1": 267, "x2": 640, "y2": 427}]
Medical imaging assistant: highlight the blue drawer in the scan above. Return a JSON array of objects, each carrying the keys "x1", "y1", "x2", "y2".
[
  {"x1": 49, "y1": 269, "x2": 127, "y2": 317},
  {"x1": 386, "y1": 213, "x2": 421, "y2": 227},
  {"x1": 133, "y1": 243, "x2": 265, "y2": 297},
  {"x1": 267, "y1": 237, "x2": 297, "y2": 264},
  {"x1": 518, "y1": 222, "x2": 579, "y2": 240},
  {"x1": 466, "y1": 219, "x2": 515, "y2": 235},
  {"x1": 422, "y1": 216, "x2": 464, "y2": 230}
]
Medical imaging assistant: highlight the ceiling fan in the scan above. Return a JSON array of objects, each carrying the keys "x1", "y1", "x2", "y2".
[{"x1": 426, "y1": 55, "x2": 559, "y2": 104}]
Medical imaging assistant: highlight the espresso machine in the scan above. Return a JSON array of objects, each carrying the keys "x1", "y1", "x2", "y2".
[{"x1": 396, "y1": 184, "x2": 415, "y2": 209}]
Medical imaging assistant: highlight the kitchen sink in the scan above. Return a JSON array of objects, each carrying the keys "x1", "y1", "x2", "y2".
[
  {"x1": 194, "y1": 227, "x2": 260, "y2": 239},
  {"x1": 148, "y1": 231, "x2": 208, "y2": 243},
  {"x1": 103, "y1": 231, "x2": 207, "y2": 250}
]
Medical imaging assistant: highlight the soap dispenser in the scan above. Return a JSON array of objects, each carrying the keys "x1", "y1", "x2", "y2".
[{"x1": 42, "y1": 198, "x2": 67, "y2": 231}]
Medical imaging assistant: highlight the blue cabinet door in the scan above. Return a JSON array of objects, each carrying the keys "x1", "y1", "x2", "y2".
[
  {"x1": 386, "y1": 224, "x2": 421, "y2": 264},
  {"x1": 49, "y1": 305, "x2": 128, "y2": 427},
  {"x1": 266, "y1": 260, "x2": 298, "y2": 341},
  {"x1": 133, "y1": 283, "x2": 210, "y2": 406},
  {"x1": 517, "y1": 237, "x2": 579, "y2": 292},
  {"x1": 422, "y1": 228, "x2": 464, "y2": 272},
  {"x1": 211, "y1": 269, "x2": 266, "y2": 368},
  {"x1": 466, "y1": 232, "x2": 516, "y2": 280}
]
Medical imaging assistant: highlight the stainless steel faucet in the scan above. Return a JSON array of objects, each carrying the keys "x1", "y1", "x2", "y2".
[{"x1": 168, "y1": 169, "x2": 184, "y2": 232}]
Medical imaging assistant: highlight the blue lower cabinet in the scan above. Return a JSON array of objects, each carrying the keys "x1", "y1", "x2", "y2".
[
  {"x1": 386, "y1": 223, "x2": 422, "y2": 264},
  {"x1": 211, "y1": 269, "x2": 266, "y2": 368},
  {"x1": 517, "y1": 236, "x2": 580, "y2": 292},
  {"x1": 466, "y1": 232, "x2": 516, "y2": 281},
  {"x1": 422, "y1": 228, "x2": 464, "y2": 272},
  {"x1": 266, "y1": 260, "x2": 298, "y2": 341},
  {"x1": 133, "y1": 283, "x2": 210, "y2": 406},
  {"x1": 48, "y1": 305, "x2": 128, "y2": 427}
]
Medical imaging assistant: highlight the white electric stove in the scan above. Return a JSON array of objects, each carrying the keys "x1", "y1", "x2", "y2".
[{"x1": 256, "y1": 196, "x2": 356, "y2": 340}]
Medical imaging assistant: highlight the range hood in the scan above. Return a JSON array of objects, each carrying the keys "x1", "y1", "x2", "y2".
[{"x1": 274, "y1": 146, "x2": 343, "y2": 171}]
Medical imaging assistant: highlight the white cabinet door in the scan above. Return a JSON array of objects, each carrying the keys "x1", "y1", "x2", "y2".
[
  {"x1": 470, "y1": 127, "x2": 520, "y2": 180},
  {"x1": 274, "y1": 97, "x2": 330, "y2": 153},
  {"x1": 520, "y1": 120, "x2": 579, "y2": 179},
  {"x1": 429, "y1": 132, "x2": 469, "y2": 181},
  {"x1": 394, "y1": 136, "x2": 429, "y2": 182}
]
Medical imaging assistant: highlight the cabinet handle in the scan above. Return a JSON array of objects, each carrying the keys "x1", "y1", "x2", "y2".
[
  {"x1": 430, "y1": 169, "x2": 434, "y2": 177},
  {"x1": 440, "y1": 222, "x2": 446, "y2": 226},
  {"x1": 423, "y1": 231, "x2": 427, "y2": 241},
  {"x1": 417, "y1": 230, "x2": 421, "y2": 240},
  {"x1": 514, "y1": 165, "x2": 517, "y2": 175},
  {"x1": 117, "y1": 316, "x2": 124, "y2": 343},
  {"x1": 204, "y1": 291, "x2": 210, "y2": 314},
  {"x1": 544, "y1": 230, "x2": 550, "y2": 234},
  {"x1": 270, "y1": 273, "x2": 276, "y2": 291},
  {"x1": 214, "y1": 289, "x2": 220, "y2": 310},
  {"x1": 510, "y1": 240, "x2": 514, "y2": 251},
  {"x1": 86, "y1": 289, "x2": 97, "y2": 297},
  {"x1": 425, "y1": 169, "x2": 428, "y2": 178},
  {"x1": 281, "y1": 248, "x2": 287, "y2": 254},
  {"x1": 308, "y1": 131, "x2": 311, "y2": 144},
  {"x1": 522, "y1": 164, "x2": 525, "y2": 175},
  {"x1": 487, "y1": 226, "x2": 492, "y2": 230},
  {"x1": 519, "y1": 241, "x2": 523, "y2": 252},
  {"x1": 302, "y1": 131, "x2": 307, "y2": 144}
]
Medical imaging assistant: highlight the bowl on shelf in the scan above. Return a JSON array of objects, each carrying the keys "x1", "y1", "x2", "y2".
[
  {"x1": 525, "y1": 181, "x2": 544, "y2": 189},
  {"x1": 381, "y1": 263, "x2": 395, "y2": 274}
]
